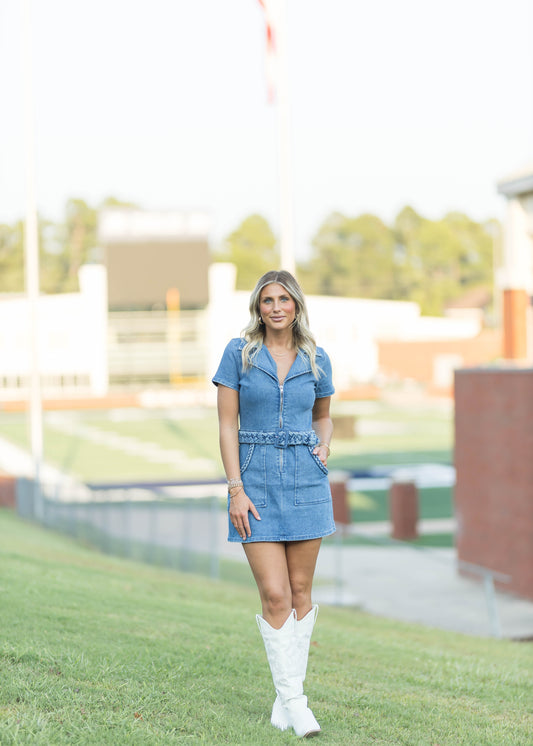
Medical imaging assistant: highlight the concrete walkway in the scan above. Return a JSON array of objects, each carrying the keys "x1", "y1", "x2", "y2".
[{"x1": 313, "y1": 541, "x2": 533, "y2": 639}]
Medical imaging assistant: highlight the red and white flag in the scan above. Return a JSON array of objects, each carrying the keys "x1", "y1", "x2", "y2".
[{"x1": 257, "y1": 0, "x2": 277, "y2": 103}]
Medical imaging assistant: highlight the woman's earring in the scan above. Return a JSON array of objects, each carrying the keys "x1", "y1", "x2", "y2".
[{"x1": 259, "y1": 317, "x2": 264, "y2": 325}]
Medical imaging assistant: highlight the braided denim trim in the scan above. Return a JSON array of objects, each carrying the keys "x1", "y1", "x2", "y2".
[{"x1": 238, "y1": 430, "x2": 319, "y2": 449}]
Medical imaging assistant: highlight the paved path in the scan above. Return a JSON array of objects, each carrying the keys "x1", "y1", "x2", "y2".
[{"x1": 313, "y1": 542, "x2": 533, "y2": 639}]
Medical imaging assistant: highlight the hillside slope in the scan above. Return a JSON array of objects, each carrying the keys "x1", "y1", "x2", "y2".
[{"x1": 0, "y1": 509, "x2": 531, "y2": 745}]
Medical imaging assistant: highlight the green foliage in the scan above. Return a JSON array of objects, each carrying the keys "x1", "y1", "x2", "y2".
[
  {"x1": 59, "y1": 198, "x2": 98, "y2": 290},
  {"x1": 300, "y1": 205, "x2": 496, "y2": 315},
  {"x1": 1, "y1": 198, "x2": 496, "y2": 315},
  {"x1": 0, "y1": 197, "x2": 137, "y2": 295},
  {"x1": 214, "y1": 214, "x2": 278, "y2": 290},
  {"x1": 0, "y1": 219, "x2": 67, "y2": 294},
  {"x1": 0, "y1": 221, "x2": 24, "y2": 293},
  {"x1": 300, "y1": 212, "x2": 396, "y2": 298},
  {"x1": 1, "y1": 510, "x2": 532, "y2": 745}
]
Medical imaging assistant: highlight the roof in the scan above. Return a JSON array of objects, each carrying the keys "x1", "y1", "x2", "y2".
[{"x1": 497, "y1": 166, "x2": 533, "y2": 198}]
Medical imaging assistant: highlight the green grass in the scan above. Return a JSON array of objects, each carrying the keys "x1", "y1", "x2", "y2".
[
  {"x1": 1, "y1": 508, "x2": 532, "y2": 745},
  {"x1": 329, "y1": 448, "x2": 452, "y2": 469},
  {"x1": 330, "y1": 401, "x2": 453, "y2": 465},
  {"x1": 325, "y1": 533, "x2": 454, "y2": 549},
  {"x1": 0, "y1": 411, "x2": 222, "y2": 482}
]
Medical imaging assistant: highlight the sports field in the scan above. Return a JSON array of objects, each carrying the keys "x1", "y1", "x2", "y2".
[{"x1": 0, "y1": 399, "x2": 453, "y2": 479}]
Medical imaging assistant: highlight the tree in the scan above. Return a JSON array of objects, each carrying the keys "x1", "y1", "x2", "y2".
[
  {"x1": 0, "y1": 196, "x2": 139, "y2": 295},
  {"x1": 0, "y1": 222, "x2": 24, "y2": 293},
  {"x1": 0, "y1": 219, "x2": 61, "y2": 294},
  {"x1": 61, "y1": 199, "x2": 98, "y2": 289},
  {"x1": 393, "y1": 208, "x2": 494, "y2": 314},
  {"x1": 299, "y1": 212, "x2": 396, "y2": 298},
  {"x1": 214, "y1": 214, "x2": 278, "y2": 290},
  {"x1": 300, "y1": 205, "x2": 496, "y2": 316}
]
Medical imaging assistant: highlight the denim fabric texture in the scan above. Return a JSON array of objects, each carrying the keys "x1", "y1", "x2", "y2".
[{"x1": 213, "y1": 338, "x2": 336, "y2": 543}]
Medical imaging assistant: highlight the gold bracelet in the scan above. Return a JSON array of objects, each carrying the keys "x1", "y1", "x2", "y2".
[
  {"x1": 318, "y1": 442, "x2": 331, "y2": 456},
  {"x1": 229, "y1": 486, "x2": 243, "y2": 499}
]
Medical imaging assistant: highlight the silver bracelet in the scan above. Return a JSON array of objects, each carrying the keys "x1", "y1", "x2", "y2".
[{"x1": 227, "y1": 478, "x2": 243, "y2": 490}]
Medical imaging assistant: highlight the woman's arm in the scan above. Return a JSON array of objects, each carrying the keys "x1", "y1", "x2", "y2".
[
  {"x1": 217, "y1": 384, "x2": 261, "y2": 539},
  {"x1": 311, "y1": 396, "x2": 333, "y2": 467},
  {"x1": 217, "y1": 384, "x2": 241, "y2": 481}
]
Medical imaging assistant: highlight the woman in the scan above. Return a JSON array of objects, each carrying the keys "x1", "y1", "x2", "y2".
[{"x1": 213, "y1": 270, "x2": 335, "y2": 738}]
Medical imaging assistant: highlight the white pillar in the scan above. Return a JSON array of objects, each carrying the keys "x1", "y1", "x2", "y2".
[{"x1": 501, "y1": 197, "x2": 533, "y2": 292}]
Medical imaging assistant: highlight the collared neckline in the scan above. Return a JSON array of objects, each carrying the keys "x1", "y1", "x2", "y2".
[{"x1": 252, "y1": 344, "x2": 312, "y2": 383}]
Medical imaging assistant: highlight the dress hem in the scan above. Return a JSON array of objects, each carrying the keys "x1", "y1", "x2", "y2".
[{"x1": 227, "y1": 526, "x2": 336, "y2": 544}]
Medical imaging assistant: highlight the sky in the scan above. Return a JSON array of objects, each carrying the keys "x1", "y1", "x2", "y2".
[{"x1": 1, "y1": 0, "x2": 532, "y2": 260}]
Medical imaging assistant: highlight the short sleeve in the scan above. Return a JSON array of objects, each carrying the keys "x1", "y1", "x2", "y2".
[
  {"x1": 315, "y1": 348, "x2": 335, "y2": 398},
  {"x1": 212, "y1": 339, "x2": 243, "y2": 391}
]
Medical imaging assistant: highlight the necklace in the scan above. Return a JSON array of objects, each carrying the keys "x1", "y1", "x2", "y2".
[{"x1": 267, "y1": 347, "x2": 291, "y2": 357}]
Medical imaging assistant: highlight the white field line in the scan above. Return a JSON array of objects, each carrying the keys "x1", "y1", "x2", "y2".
[{"x1": 46, "y1": 418, "x2": 217, "y2": 472}]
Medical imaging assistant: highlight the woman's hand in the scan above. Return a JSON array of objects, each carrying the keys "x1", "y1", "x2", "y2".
[
  {"x1": 312, "y1": 443, "x2": 329, "y2": 467},
  {"x1": 312, "y1": 397, "x2": 332, "y2": 469},
  {"x1": 229, "y1": 489, "x2": 261, "y2": 540}
]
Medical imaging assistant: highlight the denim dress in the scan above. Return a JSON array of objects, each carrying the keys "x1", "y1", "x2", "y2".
[{"x1": 212, "y1": 338, "x2": 336, "y2": 543}]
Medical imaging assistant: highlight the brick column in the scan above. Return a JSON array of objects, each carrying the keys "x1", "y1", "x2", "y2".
[
  {"x1": 389, "y1": 480, "x2": 418, "y2": 540},
  {"x1": 0, "y1": 472, "x2": 16, "y2": 509},
  {"x1": 454, "y1": 368, "x2": 533, "y2": 601},
  {"x1": 329, "y1": 471, "x2": 351, "y2": 527}
]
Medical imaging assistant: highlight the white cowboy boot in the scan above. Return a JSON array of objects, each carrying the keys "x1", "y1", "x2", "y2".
[
  {"x1": 271, "y1": 604, "x2": 319, "y2": 732},
  {"x1": 257, "y1": 609, "x2": 321, "y2": 738}
]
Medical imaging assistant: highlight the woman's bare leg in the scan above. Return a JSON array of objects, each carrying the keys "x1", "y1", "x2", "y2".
[
  {"x1": 243, "y1": 542, "x2": 292, "y2": 628},
  {"x1": 285, "y1": 538, "x2": 322, "y2": 619},
  {"x1": 244, "y1": 538, "x2": 322, "y2": 624}
]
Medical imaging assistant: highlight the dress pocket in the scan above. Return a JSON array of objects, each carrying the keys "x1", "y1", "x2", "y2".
[
  {"x1": 239, "y1": 443, "x2": 267, "y2": 507},
  {"x1": 294, "y1": 446, "x2": 330, "y2": 505}
]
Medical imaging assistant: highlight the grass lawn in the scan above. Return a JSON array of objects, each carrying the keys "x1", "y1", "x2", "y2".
[{"x1": 1, "y1": 508, "x2": 532, "y2": 745}]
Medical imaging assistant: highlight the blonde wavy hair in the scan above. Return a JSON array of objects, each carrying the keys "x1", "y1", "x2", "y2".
[{"x1": 241, "y1": 270, "x2": 321, "y2": 378}]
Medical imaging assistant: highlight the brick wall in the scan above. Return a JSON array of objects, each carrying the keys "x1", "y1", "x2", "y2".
[
  {"x1": 454, "y1": 368, "x2": 533, "y2": 600},
  {"x1": 0, "y1": 472, "x2": 16, "y2": 509}
]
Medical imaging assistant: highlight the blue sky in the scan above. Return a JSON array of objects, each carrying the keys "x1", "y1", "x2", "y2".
[{"x1": 1, "y1": 0, "x2": 532, "y2": 259}]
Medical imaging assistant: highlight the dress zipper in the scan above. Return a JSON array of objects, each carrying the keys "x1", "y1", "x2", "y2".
[{"x1": 279, "y1": 384, "x2": 284, "y2": 470}]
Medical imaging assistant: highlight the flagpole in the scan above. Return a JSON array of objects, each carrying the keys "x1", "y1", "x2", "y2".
[
  {"x1": 272, "y1": 0, "x2": 295, "y2": 275},
  {"x1": 259, "y1": 0, "x2": 296, "y2": 274},
  {"x1": 22, "y1": 0, "x2": 44, "y2": 520}
]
